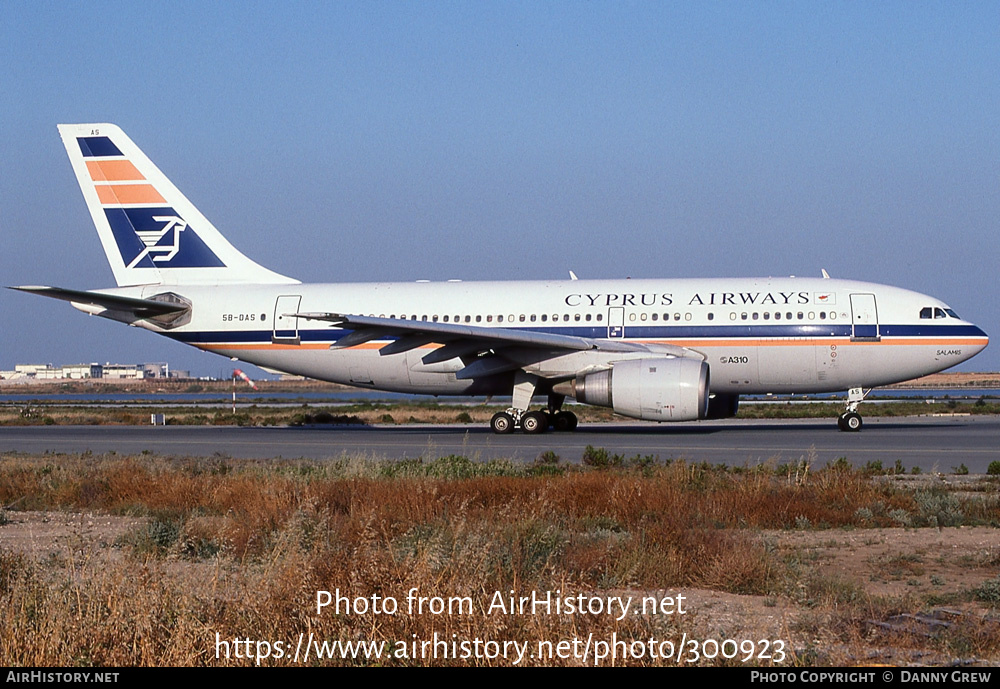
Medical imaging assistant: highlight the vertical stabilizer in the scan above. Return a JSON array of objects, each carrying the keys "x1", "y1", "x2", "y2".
[{"x1": 58, "y1": 123, "x2": 298, "y2": 287}]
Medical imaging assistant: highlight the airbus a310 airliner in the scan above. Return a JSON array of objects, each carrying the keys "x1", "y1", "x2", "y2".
[{"x1": 14, "y1": 124, "x2": 989, "y2": 433}]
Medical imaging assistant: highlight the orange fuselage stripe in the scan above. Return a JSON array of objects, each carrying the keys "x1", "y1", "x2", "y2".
[{"x1": 193, "y1": 336, "x2": 987, "y2": 352}]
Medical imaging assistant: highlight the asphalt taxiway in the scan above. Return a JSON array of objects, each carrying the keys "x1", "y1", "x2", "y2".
[{"x1": 2, "y1": 416, "x2": 999, "y2": 472}]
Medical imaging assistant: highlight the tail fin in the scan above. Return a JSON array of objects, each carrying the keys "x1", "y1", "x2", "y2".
[{"x1": 58, "y1": 124, "x2": 298, "y2": 287}]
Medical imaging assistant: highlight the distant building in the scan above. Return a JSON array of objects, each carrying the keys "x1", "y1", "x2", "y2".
[
  {"x1": 101, "y1": 364, "x2": 145, "y2": 379},
  {"x1": 63, "y1": 364, "x2": 102, "y2": 379},
  {"x1": 1, "y1": 362, "x2": 189, "y2": 381}
]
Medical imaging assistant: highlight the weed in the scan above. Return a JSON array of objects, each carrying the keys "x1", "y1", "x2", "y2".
[
  {"x1": 582, "y1": 445, "x2": 611, "y2": 467},
  {"x1": 535, "y1": 450, "x2": 560, "y2": 465},
  {"x1": 974, "y1": 576, "x2": 1000, "y2": 604}
]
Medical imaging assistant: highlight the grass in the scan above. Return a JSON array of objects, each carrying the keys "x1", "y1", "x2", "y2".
[{"x1": 1, "y1": 451, "x2": 998, "y2": 666}]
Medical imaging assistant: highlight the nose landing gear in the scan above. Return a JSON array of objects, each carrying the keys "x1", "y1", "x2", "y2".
[{"x1": 837, "y1": 387, "x2": 870, "y2": 432}]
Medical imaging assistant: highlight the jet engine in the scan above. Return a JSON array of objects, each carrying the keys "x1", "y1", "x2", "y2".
[{"x1": 555, "y1": 358, "x2": 710, "y2": 422}]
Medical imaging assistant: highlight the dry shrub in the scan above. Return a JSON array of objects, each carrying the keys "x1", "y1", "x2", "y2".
[{"x1": 3, "y1": 452, "x2": 998, "y2": 665}]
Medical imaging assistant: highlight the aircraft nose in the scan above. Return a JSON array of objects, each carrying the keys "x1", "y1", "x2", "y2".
[{"x1": 967, "y1": 324, "x2": 989, "y2": 357}]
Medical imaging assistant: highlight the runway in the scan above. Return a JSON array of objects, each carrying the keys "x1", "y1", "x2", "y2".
[{"x1": 2, "y1": 416, "x2": 999, "y2": 472}]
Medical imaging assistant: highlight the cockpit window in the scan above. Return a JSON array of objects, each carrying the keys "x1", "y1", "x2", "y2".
[{"x1": 921, "y1": 306, "x2": 961, "y2": 319}]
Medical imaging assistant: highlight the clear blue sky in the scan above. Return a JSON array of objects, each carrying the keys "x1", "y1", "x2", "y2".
[{"x1": 2, "y1": 1, "x2": 998, "y2": 376}]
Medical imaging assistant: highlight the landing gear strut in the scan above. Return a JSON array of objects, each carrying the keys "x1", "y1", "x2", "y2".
[{"x1": 837, "y1": 387, "x2": 869, "y2": 432}]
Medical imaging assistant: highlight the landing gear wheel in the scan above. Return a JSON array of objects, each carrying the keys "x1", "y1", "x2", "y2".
[
  {"x1": 552, "y1": 411, "x2": 578, "y2": 432},
  {"x1": 521, "y1": 410, "x2": 548, "y2": 434},
  {"x1": 838, "y1": 412, "x2": 862, "y2": 432},
  {"x1": 491, "y1": 411, "x2": 516, "y2": 434}
]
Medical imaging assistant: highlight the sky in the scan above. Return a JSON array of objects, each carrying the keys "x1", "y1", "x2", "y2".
[{"x1": 2, "y1": 1, "x2": 998, "y2": 377}]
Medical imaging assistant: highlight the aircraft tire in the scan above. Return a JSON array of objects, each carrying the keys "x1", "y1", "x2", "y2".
[
  {"x1": 521, "y1": 411, "x2": 548, "y2": 434},
  {"x1": 552, "y1": 411, "x2": 578, "y2": 432},
  {"x1": 490, "y1": 412, "x2": 516, "y2": 434},
  {"x1": 839, "y1": 412, "x2": 862, "y2": 432}
]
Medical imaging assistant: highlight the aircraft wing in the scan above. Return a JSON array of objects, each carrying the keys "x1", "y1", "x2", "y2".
[
  {"x1": 294, "y1": 311, "x2": 703, "y2": 380},
  {"x1": 10, "y1": 286, "x2": 190, "y2": 318}
]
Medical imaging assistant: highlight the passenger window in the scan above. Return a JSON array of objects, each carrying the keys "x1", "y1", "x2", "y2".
[
  {"x1": 708, "y1": 313, "x2": 714, "y2": 321},
  {"x1": 651, "y1": 313, "x2": 658, "y2": 321},
  {"x1": 596, "y1": 314, "x2": 603, "y2": 322},
  {"x1": 763, "y1": 312, "x2": 770, "y2": 320},
  {"x1": 575, "y1": 314, "x2": 581, "y2": 321},
  {"x1": 585, "y1": 314, "x2": 592, "y2": 322},
  {"x1": 442, "y1": 315, "x2": 449, "y2": 322}
]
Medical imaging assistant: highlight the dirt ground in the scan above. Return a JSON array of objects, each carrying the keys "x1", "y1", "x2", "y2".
[{"x1": 3, "y1": 506, "x2": 998, "y2": 666}]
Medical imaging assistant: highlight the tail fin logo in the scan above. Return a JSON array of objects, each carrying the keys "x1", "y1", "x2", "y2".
[
  {"x1": 128, "y1": 215, "x2": 187, "y2": 268},
  {"x1": 61, "y1": 123, "x2": 299, "y2": 286},
  {"x1": 104, "y1": 207, "x2": 225, "y2": 269},
  {"x1": 74, "y1": 133, "x2": 226, "y2": 270}
]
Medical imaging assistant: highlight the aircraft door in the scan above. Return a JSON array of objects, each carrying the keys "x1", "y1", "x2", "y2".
[
  {"x1": 272, "y1": 295, "x2": 302, "y2": 344},
  {"x1": 850, "y1": 293, "x2": 879, "y2": 341},
  {"x1": 608, "y1": 307, "x2": 624, "y2": 338}
]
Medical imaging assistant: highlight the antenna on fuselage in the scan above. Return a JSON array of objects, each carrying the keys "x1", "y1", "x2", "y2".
[{"x1": 821, "y1": 268, "x2": 831, "y2": 279}]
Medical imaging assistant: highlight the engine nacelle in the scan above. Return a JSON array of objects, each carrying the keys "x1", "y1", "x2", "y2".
[{"x1": 565, "y1": 358, "x2": 710, "y2": 422}]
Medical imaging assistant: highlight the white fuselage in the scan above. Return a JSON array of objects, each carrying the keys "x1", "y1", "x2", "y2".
[{"x1": 109, "y1": 276, "x2": 987, "y2": 396}]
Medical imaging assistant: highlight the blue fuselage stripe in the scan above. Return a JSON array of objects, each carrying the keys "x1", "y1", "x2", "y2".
[{"x1": 166, "y1": 323, "x2": 988, "y2": 345}]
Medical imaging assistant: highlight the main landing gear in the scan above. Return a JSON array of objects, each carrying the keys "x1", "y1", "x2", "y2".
[
  {"x1": 489, "y1": 372, "x2": 579, "y2": 434},
  {"x1": 489, "y1": 408, "x2": 578, "y2": 434},
  {"x1": 837, "y1": 387, "x2": 869, "y2": 432}
]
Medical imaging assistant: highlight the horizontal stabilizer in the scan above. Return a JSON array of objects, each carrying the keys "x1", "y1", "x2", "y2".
[{"x1": 10, "y1": 285, "x2": 189, "y2": 317}]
